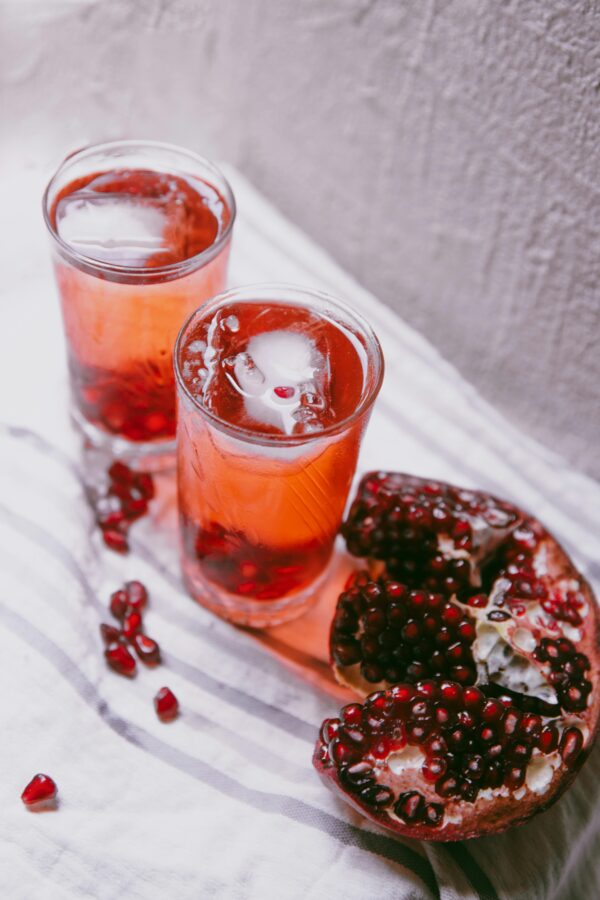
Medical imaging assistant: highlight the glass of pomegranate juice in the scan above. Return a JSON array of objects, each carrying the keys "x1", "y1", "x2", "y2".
[
  {"x1": 43, "y1": 140, "x2": 235, "y2": 465},
  {"x1": 174, "y1": 284, "x2": 384, "y2": 626}
]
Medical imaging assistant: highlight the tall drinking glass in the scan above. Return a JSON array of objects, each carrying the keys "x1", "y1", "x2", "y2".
[
  {"x1": 43, "y1": 140, "x2": 235, "y2": 466},
  {"x1": 174, "y1": 284, "x2": 384, "y2": 626}
]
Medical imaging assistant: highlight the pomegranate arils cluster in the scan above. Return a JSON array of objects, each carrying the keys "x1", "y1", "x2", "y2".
[
  {"x1": 342, "y1": 472, "x2": 517, "y2": 594},
  {"x1": 95, "y1": 462, "x2": 155, "y2": 554},
  {"x1": 315, "y1": 680, "x2": 586, "y2": 838},
  {"x1": 332, "y1": 575, "x2": 477, "y2": 687},
  {"x1": 101, "y1": 580, "x2": 161, "y2": 675}
]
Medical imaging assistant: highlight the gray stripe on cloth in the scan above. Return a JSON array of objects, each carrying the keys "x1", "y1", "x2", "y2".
[{"x1": 0, "y1": 603, "x2": 440, "y2": 899}]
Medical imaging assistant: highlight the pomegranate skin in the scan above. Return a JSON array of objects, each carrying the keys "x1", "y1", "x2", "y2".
[{"x1": 318, "y1": 472, "x2": 600, "y2": 840}]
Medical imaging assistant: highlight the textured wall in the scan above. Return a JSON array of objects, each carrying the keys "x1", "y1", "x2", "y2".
[{"x1": 2, "y1": 0, "x2": 599, "y2": 477}]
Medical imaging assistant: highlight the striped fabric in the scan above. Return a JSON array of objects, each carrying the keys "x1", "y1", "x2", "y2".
[{"x1": 1, "y1": 164, "x2": 598, "y2": 900}]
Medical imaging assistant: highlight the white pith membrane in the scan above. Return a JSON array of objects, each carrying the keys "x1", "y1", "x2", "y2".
[{"x1": 323, "y1": 481, "x2": 599, "y2": 838}]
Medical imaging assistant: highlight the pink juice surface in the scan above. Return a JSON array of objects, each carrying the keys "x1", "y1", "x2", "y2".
[
  {"x1": 177, "y1": 301, "x2": 373, "y2": 602},
  {"x1": 50, "y1": 168, "x2": 232, "y2": 443}
]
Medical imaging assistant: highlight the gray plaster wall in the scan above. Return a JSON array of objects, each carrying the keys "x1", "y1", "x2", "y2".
[{"x1": 2, "y1": 0, "x2": 599, "y2": 477}]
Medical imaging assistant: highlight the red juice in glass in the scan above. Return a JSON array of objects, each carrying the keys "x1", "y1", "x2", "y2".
[
  {"x1": 43, "y1": 141, "x2": 235, "y2": 466},
  {"x1": 175, "y1": 285, "x2": 384, "y2": 626}
]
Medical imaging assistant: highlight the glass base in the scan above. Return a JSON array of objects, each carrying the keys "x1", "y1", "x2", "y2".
[
  {"x1": 71, "y1": 405, "x2": 176, "y2": 472},
  {"x1": 181, "y1": 554, "x2": 332, "y2": 628}
]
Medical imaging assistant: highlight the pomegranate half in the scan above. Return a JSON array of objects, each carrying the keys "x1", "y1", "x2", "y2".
[{"x1": 313, "y1": 472, "x2": 599, "y2": 840}]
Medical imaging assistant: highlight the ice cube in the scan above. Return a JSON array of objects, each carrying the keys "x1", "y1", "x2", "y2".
[
  {"x1": 56, "y1": 192, "x2": 172, "y2": 266},
  {"x1": 235, "y1": 331, "x2": 329, "y2": 435}
]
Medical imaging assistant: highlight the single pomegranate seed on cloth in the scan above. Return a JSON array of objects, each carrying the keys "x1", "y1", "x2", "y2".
[
  {"x1": 318, "y1": 472, "x2": 600, "y2": 841},
  {"x1": 108, "y1": 461, "x2": 134, "y2": 485},
  {"x1": 21, "y1": 774, "x2": 58, "y2": 809},
  {"x1": 154, "y1": 687, "x2": 179, "y2": 721},
  {"x1": 125, "y1": 580, "x2": 148, "y2": 611},
  {"x1": 110, "y1": 589, "x2": 129, "y2": 620},
  {"x1": 122, "y1": 610, "x2": 143, "y2": 640},
  {"x1": 105, "y1": 642, "x2": 137, "y2": 677},
  {"x1": 100, "y1": 623, "x2": 122, "y2": 645},
  {"x1": 102, "y1": 529, "x2": 129, "y2": 554},
  {"x1": 133, "y1": 633, "x2": 161, "y2": 666}
]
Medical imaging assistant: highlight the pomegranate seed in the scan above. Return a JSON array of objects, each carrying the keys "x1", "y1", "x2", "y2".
[
  {"x1": 481, "y1": 700, "x2": 504, "y2": 723},
  {"x1": 371, "y1": 737, "x2": 393, "y2": 759},
  {"x1": 154, "y1": 687, "x2": 179, "y2": 721},
  {"x1": 463, "y1": 687, "x2": 484, "y2": 710},
  {"x1": 104, "y1": 642, "x2": 136, "y2": 677},
  {"x1": 341, "y1": 703, "x2": 363, "y2": 727},
  {"x1": 274, "y1": 385, "x2": 295, "y2": 399},
  {"x1": 109, "y1": 589, "x2": 129, "y2": 620},
  {"x1": 103, "y1": 530, "x2": 129, "y2": 554},
  {"x1": 97, "y1": 509, "x2": 126, "y2": 530},
  {"x1": 21, "y1": 774, "x2": 57, "y2": 808},
  {"x1": 125, "y1": 580, "x2": 148, "y2": 611},
  {"x1": 394, "y1": 791, "x2": 425, "y2": 823},
  {"x1": 321, "y1": 718, "x2": 340, "y2": 743},
  {"x1": 122, "y1": 610, "x2": 143, "y2": 640},
  {"x1": 108, "y1": 461, "x2": 133, "y2": 484},
  {"x1": 560, "y1": 727, "x2": 583, "y2": 766},
  {"x1": 539, "y1": 724, "x2": 559, "y2": 753},
  {"x1": 132, "y1": 633, "x2": 161, "y2": 665},
  {"x1": 99, "y1": 623, "x2": 121, "y2": 644},
  {"x1": 124, "y1": 492, "x2": 148, "y2": 520},
  {"x1": 423, "y1": 757, "x2": 447, "y2": 782},
  {"x1": 133, "y1": 472, "x2": 155, "y2": 499}
]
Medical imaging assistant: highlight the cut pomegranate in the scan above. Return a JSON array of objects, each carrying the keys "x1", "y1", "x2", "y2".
[
  {"x1": 105, "y1": 641, "x2": 137, "y2": 677},
  {"x1": 318, "y1": 472, "x2": 600, "y2": 840},
  {"x1": 21, "y1": 774, "x2": 58, "y2": 808},
  {"x1": 132, "y1": 633, "x2": 161, "y2": 666},
  {"x1": 154, "y1": 686, "x2": 179, "y2": 721}
]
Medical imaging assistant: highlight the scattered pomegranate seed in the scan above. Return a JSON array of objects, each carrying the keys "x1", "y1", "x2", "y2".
[
  {"x1": 105, "y1": 642, "x2": 136, "y2": 677},
  {"x1": 21, "y1": 774, "x2": 57, "y2": 808},
  {"x1": 122, "y1": 610, "x2": 143, "y2": 640},
  {"x1": 110, "y1": 589, "x2": 129, "y2": 620},
  {"x1": 154, "y1": 687, "x2": 179, "y2": 721},
  {"x1": 108, "y1": 461, "x2": 134, "y2": 485},
  {"x1": 102, "y1": 530, "x2": 129, "y2": 554},
  {"x1": 125, "y1": 580, "x2": 148, "y2": 611},
  {"x1": 100, "y1": 623, "x2": 122, "y2": 645},
  {"x1": 132, "y1": 633, "x2": 161, "y2": 666},
  {"x1": 134, "y1": 472, "x2": 155, "y2": 500}
]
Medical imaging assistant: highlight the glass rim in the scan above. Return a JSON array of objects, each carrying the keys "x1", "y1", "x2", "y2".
[
  {"x1": 174, "y1": 282, "x2": 385, "y2": 447},
  {"x1": 42, "y1": 139, "x2": 237, "y2": 279}
]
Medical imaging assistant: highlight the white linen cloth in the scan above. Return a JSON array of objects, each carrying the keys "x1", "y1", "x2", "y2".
[{"x1": 0, "y1": 161, "x2": 599, "y2": 900}]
